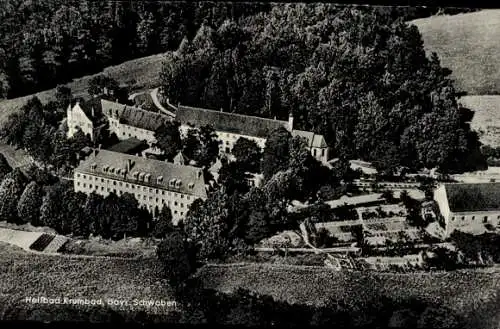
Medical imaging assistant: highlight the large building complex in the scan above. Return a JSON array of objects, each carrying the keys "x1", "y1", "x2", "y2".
[
  {"x1": 434, "y1": 182, "x2": 500, "y2": 236},
  {"x1": 176, "y1": 105, "x2": 330, "y2": 163},
  {"x1": 73, "y1": 149, "x2": 207, "y2": 224},
  {"x1": 67, "y1": 98, "x2": 170, "y2": 147}
]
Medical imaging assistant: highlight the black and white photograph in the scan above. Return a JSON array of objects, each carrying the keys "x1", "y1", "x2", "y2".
[{"x1": 0, "y1": 1, "x2": 498, "y2": 327}]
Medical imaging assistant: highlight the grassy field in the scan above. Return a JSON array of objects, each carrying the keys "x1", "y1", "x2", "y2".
[
  {"x1": 0, "y1": 53, "x2": 165, "y2": 125},
  {"x1": 411, "y1": 9, "x2": 500, "y2": 95},
  {"x1": 0, "y1": 242, "x2": 175, "y2": 319},
  {"x1": 197, "y1": 263, "x2": 500, "y2": 326},
  {"x1": 459, "y1": 95, "x2": 500, "y2": 147}
]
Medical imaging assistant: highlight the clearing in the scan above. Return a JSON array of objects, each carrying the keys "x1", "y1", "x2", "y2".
[
  {"x1": 459, "y1": 95, "x2": 500, "y2": 147},
  {"x1": 411, "y1": 9, "x2": 500, "y2": 95},
  {"x1": 0, "y1": 242, "x2": 174, "y2": 316},
  {"x1": 197, "y1": 262, "x2": 500, "y2": 326},
  {"x1": 0, "y1": 53, "x2": 165, "y2": 125}
]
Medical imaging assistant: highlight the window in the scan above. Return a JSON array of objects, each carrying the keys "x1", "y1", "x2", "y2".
[
  {"x1": 472, "y1": 216, "x2": 475, "y2": 220},
  {"x1": 101, "y1": 178, "x2": 104, "y2": 183},
  {"x1": 149, "y1": 196, "x2": 152, "y2": 201},
  {"x1": 77, "y1": 173, "x2": 80, "y2": 178},
  {"x1": 181, "y1": 195, "x2": 184, "y2": 199},
  {"x1": 149, "y1": 188, "x2": 153, "y2": 193},
  {"x1": 174, "y1": 201, "x2": 178, "y2": 206},
  {"x1": 181, "y1": 203, "x2": 184, "y2": 208},
  {"x1": 101, "y1": 186, "x2": 104, "y2": 191},
  {"x1": 83, "y1": 183, "x2": 86, "y2": 188},
  {"x1": 321, "y1": 149, "x2": 325, "y2": 157},
  {"x1": 131, "y1": 185, "x2": 134, "y2": 189},
  {"x1": 113, "y1": 181, "x2": 116, "y2": 186},
  {"x1": 126, "y1": 183, "x2": 129, "y2": 188},
  {"x1": 119, "y1": 182, "x2": 122, "y2": 186},
  {"x1": 89, "y1": 184, "x2": 93, "y2": 189},
  {"x1": 156, "y1": 198, "x2": 158, "y2": 202},
  {"x1": 162, "y1": 191, "x2": 165, "y2": 195},
  {"x1": 483, "y1": 216, "x2": 488, "y2": 223},
  {"x1": 156, "y1": 189, "x2": 158, "y2": 194},
  {"x1": 313, "y1": 149, "x2": 317, "y2": 157},
  {"x1": 77, "y1": 182, "x2": 80, "y2": 186},
  {"x1": 181, "y1": 212, "x2": 184, "y2": 216},
  {"x1": 174, "y1": 210, "x2": 178, "y2": 214},
  {"x1": 143, "y1": 187, "x2": 147, "y2": 191},
  {"x1": 187, "y1": 196, "x2": 190, "y2": 200},
  {"x1": 143, "y1": 196, "x2": 146, "y2": 200},
  {"x1": 225, "y1": 147, "x2": 230, "y2": 153},
  {"x1": 83, "y1": 175, "x2": 86, "y2": 179},
  {"x1": 462, "y1": 216, "x2": 465, "y2": 220},
  {"x1": 107, "y1": 188, "x2": 110, "y2": 192},
  {"x1": 113, "y1": 189, "x2": 117, "y2": 193}
]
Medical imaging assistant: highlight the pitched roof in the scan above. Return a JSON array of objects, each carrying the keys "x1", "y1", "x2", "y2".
[
  {"x1": 76, "y1": 149, "x2": 207, "y2": 199},
  {"x1": 176, "y1": 105, "x2": 289, "y2": 138},
  {"x1": 445, "y1": 183, "x2": 500, "y2": 212},
  {"x1": 173, "y1": 151, "x2": 187, "y2": 165},
  {"x1": 291, "y1": 130, "x2": 328, "y2": 148},
  {"x1": 101, "y1": 99, "x2": 169, "y2": 132},
  {"x1": 72, "y1": 97, "x2": 104, "y2": 125}
]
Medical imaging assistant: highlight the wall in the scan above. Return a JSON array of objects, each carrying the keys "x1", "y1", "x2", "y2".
[
  {"x1": 74, "y1": 171, "x2": 201, "y2": 224},
  {"x1": 67, "y1": 104, "x2": 94, "y2": 141}
]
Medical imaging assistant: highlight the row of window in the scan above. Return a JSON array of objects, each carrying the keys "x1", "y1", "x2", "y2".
[
  {"x1": 76, "y1": 183, "x2": 189, "y2": 209},
  {"x1": 76, "y1": 174, "x2": 191, "y2": 200},
  {"x1": 451, "y1": 215, "x2": 500, "y2": 222},
  {"x1": 312, "y1": 148, "x2": 326, "y2": 157}
]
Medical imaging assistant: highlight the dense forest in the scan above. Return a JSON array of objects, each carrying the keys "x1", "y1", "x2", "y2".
[
  {"x1": 160, "y1": 4, "x2": 486, "y2": 174},
  {"x1": 0, "y1": 1, "x2": 271, "y2": 98}
]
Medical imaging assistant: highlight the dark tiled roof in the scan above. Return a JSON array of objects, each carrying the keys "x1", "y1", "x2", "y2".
[
  {"x1": 176, "y1": 105, "x2": 289, "y2": 138},
  {"x1": 74, "y1": 97, "x2": 104, "y2": 125},
  {"x1": 101, "y1": 99, "x2": 169, "y2": 132},
  {"x1": 106, "y1": 138, "x2": 148, "y2": 155},
  {"x1": 291, "y1": 130, "x2": 328, "y2": 148},
  {"x1": 76, "y1": 149, "x2": 207, "y2": 199},
  {"x1": 445, "y1": 183, "x2": 500, "y2": 212}
]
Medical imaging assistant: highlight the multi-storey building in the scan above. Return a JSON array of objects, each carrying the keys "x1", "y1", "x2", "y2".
[
  {"x1": 73, "y1": 149, "x2": 207, "y2": 225},
  {"x1": 66, "y1": 98, "x2": 104, "y2": 141},
  {"x1": 101, "y1": 99, "x2": 170, "y2": 146},
  {"x1": 175, "y1": 105, "x2": 330, "y2": 163},
  {"x1": 67, "y1": 98, "x2": 171, "y2": 149},
  {"x1": 434, "y1": 182, "x2": 500, "y2": 236}
]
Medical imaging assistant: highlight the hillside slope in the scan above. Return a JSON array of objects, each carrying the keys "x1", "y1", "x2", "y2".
[
  {"x1": 0, "y1": 53, "x2": 165, "y2": 125},
  {"x1": 459, "y1": 95, "x2": 500, "y2": 147},
  {"x1": 411, "y1": 10, "x2": 500, "y2": 95}
]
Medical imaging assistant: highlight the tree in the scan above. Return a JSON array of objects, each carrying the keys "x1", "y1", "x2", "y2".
[
  {"x1": 0, "y1": 169, "x2": 27, "y2": 223},
  {"x1": 218, "y1": 161, "x2": 250, "y2": 195},
  {"x1": 39, "y1": 181, "x2": 72, "y2": 233},
  {"x1": 0, "y1": 154, "x2": 12, "y2": 182},
  {"x1": 154, "y1": 121, "x2": 182, "y2": 161},
  {"x1": 184, "y1": 190, "x2": 233, "y2": 261},
  {"x1": 153, "y1": 206, "x2": 174, "y2": 239},
  {"x1": 262, "y1": 127, "x2": 291, "y2": 180},
  {"x1": 55, "y1": 85, "x2": 72, "y2": 111},
  {"x1": 17, "y1": 181, "x2": 43, "y2": 226},
  {"x1": 156, "y1": 230, "x2": 197, "y2": 287},
  {"x1": 232, "y1": 137, "x2": 262, "y2": 173},
  {"x1": 197, "y1": 125, "x2": 220, "y2": 168}
]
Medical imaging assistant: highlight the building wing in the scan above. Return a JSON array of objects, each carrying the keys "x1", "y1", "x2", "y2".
[
  {"x1": 445, "y1": 183, "x2": 500, "y2": 213},
  {"x1": 76, "y1": 149, "x2": 207, "y2": 199},
  {"x1": 176, "y1": 105, "x2": 289, "y2": 138}
]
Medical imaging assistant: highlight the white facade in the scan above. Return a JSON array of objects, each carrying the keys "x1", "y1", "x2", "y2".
[
  {"x1": 74, "y1": 171, "x2": 200, "y2": 225},
  {"x1": 67, "y1": 103, "x2": 95, "y2": 141},
  {"x1": 434, "y1": 184, "x2": 500, "y2": 236},
  {"x1": 107, "y1": 116, "x2": 157, "y2": 146}
]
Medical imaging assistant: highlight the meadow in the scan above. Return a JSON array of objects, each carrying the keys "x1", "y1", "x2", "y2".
[
  {"x1": 411, "y1": 9, "x2": 500, "y2": 95},
  {"x1": 0, "y1": 53, "x2": 165, "y2": 125},
  {"x1": 197, "y1": 262, "x2": 500, "y2": 326},
  {"x1": 0, "y1": 242, "x2": 175, "y2": 320},
  {"x1": 459, "y1": 95, "x2": 500, "y2": 147}
]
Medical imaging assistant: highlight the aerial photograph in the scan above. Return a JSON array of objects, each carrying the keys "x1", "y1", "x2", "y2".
[{"x1": 0, "y1": 1, "x2": 498, "y2": 327}]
